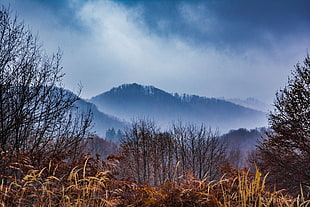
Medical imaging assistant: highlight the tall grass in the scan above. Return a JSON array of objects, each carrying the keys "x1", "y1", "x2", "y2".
[
  {"x1": 0, "y1": 159, "x2": 112, "y2": 207},
  {"x1": 0, "y1": 161, "x2": 309, "y2": 206},
  {"x1": 211, "y1": 167, "x2": 309, "y2": 207}
]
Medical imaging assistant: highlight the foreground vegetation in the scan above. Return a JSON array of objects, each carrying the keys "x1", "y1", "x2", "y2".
[{"x1": 0, "y1": 155, "x2": 309, "y2": 207}]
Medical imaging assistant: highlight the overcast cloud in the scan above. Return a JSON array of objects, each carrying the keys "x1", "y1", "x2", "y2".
[{"x1": 1, "y1": 0, "x2": 309, "y2": 104}]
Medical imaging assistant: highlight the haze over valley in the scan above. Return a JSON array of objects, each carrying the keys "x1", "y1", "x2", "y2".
[{"x1": 74, "y1": 83, "x2": 268, "y2": 137}]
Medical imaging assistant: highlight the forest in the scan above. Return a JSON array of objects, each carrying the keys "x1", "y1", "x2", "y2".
[{"x1": 0, "y1": 5, "x2": 309, "y2": 207}]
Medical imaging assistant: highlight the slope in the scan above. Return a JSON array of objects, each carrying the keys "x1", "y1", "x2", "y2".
[{"x1": 90, "y1": 83, "x2": 267, "y2": 132}]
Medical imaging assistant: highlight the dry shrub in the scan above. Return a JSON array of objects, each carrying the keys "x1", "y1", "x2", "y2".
[
  {"x1": 208, "y1": 164, "x2": 310, "y2": 207},
  {"x1": 0, "y1": 158, "x2": 309, "y2": 207},
  {"x1": 115, "y1": 165, "x2": 310, "y2": 207}
]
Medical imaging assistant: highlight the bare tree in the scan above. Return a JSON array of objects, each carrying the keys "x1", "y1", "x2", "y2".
[
  {"x1": 172, "y1": 122, "x2": 227, "y2": 180},
  {"x1": 153, "y1": 131, "x2": 177, "y2": 184},
  {"x1": 120, "y1": 119, "x2": 180, "y2": 185},
  {"x1": 0, "y1": 6, "x2": 91, "y2": 179},
  {"x1": 119, "y1": 119, "x2": 228, "y2": 185},
  {"x1": 120, "y1": 119, "x2": 160, "y2": 184}
]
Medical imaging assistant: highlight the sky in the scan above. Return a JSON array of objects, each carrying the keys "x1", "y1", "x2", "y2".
[{"x1": 1, "y1": 0, "x2": 310, "y2": 104}]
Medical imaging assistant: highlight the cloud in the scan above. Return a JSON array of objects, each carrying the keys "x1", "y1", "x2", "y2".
[
  {"x1": 2, "y1": 0, "x2": 309, "y2": 104},
  {"x1": 68, "y1": 0, "x2": 309, "y2": 102}
]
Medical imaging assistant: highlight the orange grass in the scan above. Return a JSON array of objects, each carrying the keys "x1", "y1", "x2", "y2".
[{"x1": 0, "y1": 161, "x2": 309, "y2": 207}]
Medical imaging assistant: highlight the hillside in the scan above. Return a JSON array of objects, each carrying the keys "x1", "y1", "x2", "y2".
[
  {"x1": 225, "y1": 97, "x2": 271, "y2": 112},
  {"x1": 89, "y1": 83, "x2": 267, "y2": 132},
  {"x1": 75, "y1": 99, "x2": 125, "y2": 137}
]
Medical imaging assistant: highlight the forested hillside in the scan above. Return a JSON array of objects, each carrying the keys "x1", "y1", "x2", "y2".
[{"x1": 90, "y1": 83, "x2": 267, "y2": 132}]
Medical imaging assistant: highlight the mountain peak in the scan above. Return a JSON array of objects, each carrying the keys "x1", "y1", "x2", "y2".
[{"x1": 107, "y1": 83, "x2": 161, "y2": 96}]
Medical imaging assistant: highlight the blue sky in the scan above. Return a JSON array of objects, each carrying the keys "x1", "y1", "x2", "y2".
[{"x1": 1, "y1": 0, "x2": 310, "y2": 104}]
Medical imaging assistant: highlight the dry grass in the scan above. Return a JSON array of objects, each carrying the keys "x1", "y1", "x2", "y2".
[
  {"x1": 0, "y1": 159, "x2": 112, "y2": 207},
  {"x1": 0, "y1": 160, "x2": 309, "y2": 207}
]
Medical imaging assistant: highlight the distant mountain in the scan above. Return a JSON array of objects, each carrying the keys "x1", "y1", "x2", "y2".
[
  {"x1": 224, "y1": 97, "x2": 271, "y2": 112},
  {"x1": 221, "y1": 127, "x2": 268, "y2": 167},
  {"x1": 47, "y1": 87, "x2": 125, "y2": 138},
  {"x1": 74, "y1": 99, "x2": 125, "y2": 138},
  {"x1": 89, "y1": 83, "x2": 267, "y2": 133}
]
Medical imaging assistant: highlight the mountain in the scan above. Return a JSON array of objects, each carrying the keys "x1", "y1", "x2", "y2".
[
  {"x1": 74, "y1": 99, "x2": 125, "y2": 137},
  {"x1": 41, "y1": 87, "x2": 125, "y2": 138},
  {"x1": 224, "y1": 98, "x2": 271, "y2": 112},
  {"x1": 89, "y1": 83, "x2": 267, "y2": 133},
  {"x1": 221, "y1": 128, "x2": 268, "y2": 167}
]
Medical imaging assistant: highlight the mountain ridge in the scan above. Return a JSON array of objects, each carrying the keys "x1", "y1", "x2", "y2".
[
  {"x1": 89, "y1": 83, "x2": 267, "y2": 133},
  {"x1": 217, "y1": 97, "x2": 270, "y2": 112}
]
